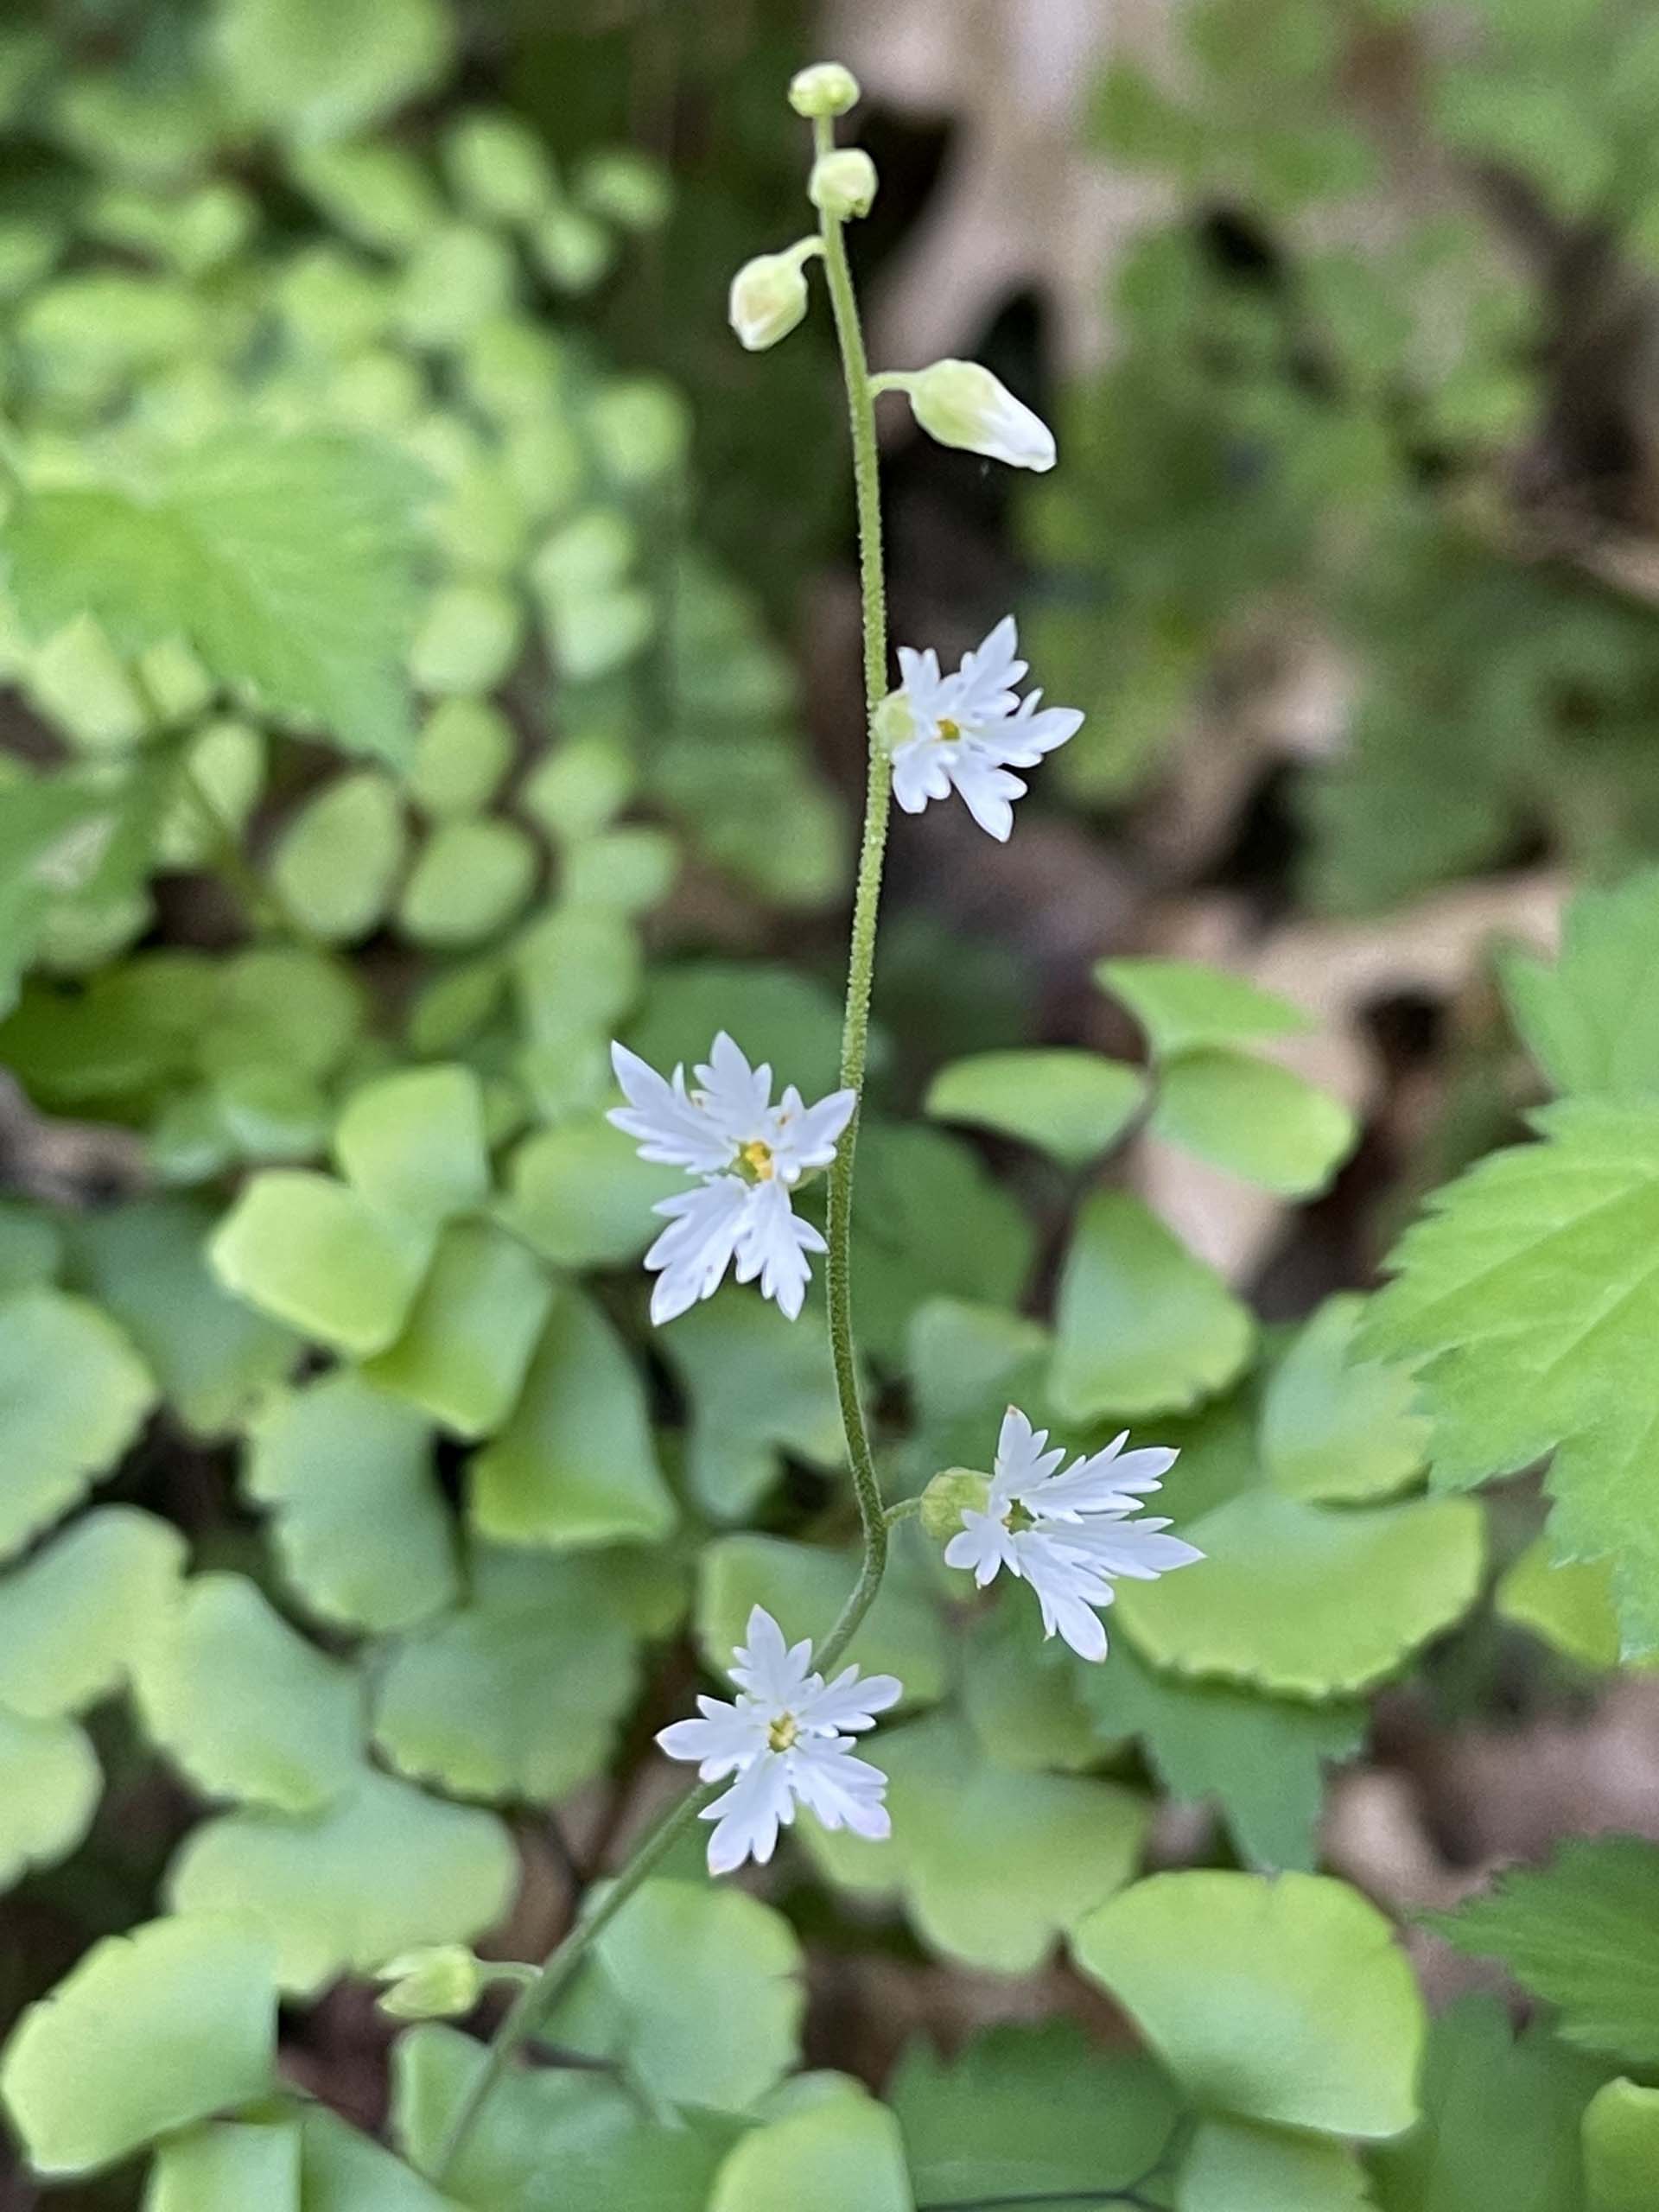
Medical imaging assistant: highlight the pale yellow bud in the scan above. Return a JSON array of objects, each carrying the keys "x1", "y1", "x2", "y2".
[
  {"x1": 788, "y1": 63, "x2": 861, "y2": 118},
  {"x1": 900, "y1": 359, "x2": 1057, "y2": 472},
  {"x1": 376, "y1": 1945, "x2": 483, "y2": 2021},
  {"x1": 810, "y1": 149, "x2": 879, "y2": 221},
  {"x1": 728, "y1": 240, "x2": 820, "y2": 352},
  {"x1": 921, "y1": 1465, "x2": 993, "y2": 1548}
]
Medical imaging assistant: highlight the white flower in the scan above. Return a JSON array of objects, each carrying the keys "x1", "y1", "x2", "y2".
[
  {"x1": 944, "y1": 1406, "x2": 1203, "y2": 1662},
  {"x1": 896, "y1": 359, "x2": 1056, "y2": 471},
  {"x1": 883, "y1": 615, "x2": 1083, "y2": 841},
  {"x1": 658, "y1": 1605, "x2": 901, "y2": 1875},
  {"x1": 608, "y1": 1032, "x2": 855, "y2": 1325}
]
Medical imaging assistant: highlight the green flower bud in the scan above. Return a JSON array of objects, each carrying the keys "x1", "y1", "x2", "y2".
[
  {"x1": 809, "y1": 149, "x2": 879, "y2": 222},
  {"x1": 376, "y1": 1944, "x2": 484, "y2": 2021},
  {"x1": 898, "y1": 359, "x2": 1057, "y2": 472},
  {"x1": 728, "y1": 238, "x2": 821, "y2": 352},
  {"x1": 873, "y1": 688, "x2": 916, "y2": 754},
  {"x1": 788, "y1": 62, "x2": 861, "y2": 119},
  {"x1": 920, "y1": 1465, "x2": 992, "y2": 1548}
]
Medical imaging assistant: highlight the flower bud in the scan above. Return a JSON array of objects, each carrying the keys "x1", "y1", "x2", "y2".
[
  {"x1": 810, "y1": 149, "x2": 878, "y2": 222},
  {"x1": 376, "y1": 1945, "x2": 483, "y2": 2021},
  {"x1": 728, "y1": 239, "x2": 819, "y2": 352},
  {"x1": 920, "y1": 1465, "x2": 992, "y2": 1548},
  {"x1": 901, "y1": 359, "x2": 1057, "y2": 472},
  {"x1": 788, "y1": 63, "x2": 860, "y2": 118},
  {"x1": 873, "y1": 688, "x2": 916, "y2": 755}
]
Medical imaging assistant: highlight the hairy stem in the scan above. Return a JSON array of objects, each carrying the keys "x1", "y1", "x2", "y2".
[
  {"x1": 429, "y1": 1780, "x2": 713, "y2": 2185},
  {"x1": 814, "y1": 109, "x2": 893, "y2": 1675}
]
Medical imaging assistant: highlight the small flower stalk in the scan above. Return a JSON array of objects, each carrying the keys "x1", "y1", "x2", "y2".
[
  {"x1": 881, "y1": 616, "x2": 1083, "y2": 840},
  {"x1": 609, "y1": 1033, "x2": 854, "y2": 1323},
  {"x1": 931, "y1": 1407, "x2": 1204, "y2": 1660},
  {"x1": 658, "y1": 1606, "x2": 900, "y2": 1875}
]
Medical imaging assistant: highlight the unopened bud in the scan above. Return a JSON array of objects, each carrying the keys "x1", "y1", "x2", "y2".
[
  {"x1": 376, "y1": 1945, "x2": 483, "y2": 2021},
  {"x1": 920, "y1": 1466, "x2": 992, "y2": 1548},
  {"x1": 897, "y1": 359, "x2": 1057, "y2": 472},
  {"x1": 873, "y1": 688, "x2": 916, "y2": 755},
  {"x1": 728, "y1": 238, "x2": 821, "y2": 352},
  {"x1": 810, "y1": 149, "x2": 879, "y2": 221},
  {"x1": 788, "y1": 63, "x2": 861, "y2": 119}
]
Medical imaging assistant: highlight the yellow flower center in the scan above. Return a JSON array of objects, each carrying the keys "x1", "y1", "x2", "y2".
[
  {"x1": 741, "y1": 1140, "x2": 776, "y2": 1181},
  {"x1": 935, "y1": 717, "x2": 962, "y2": 744},
  {"x1": 1005, "y1": 1498, "x2": 1036, "y2": 1534},
  {"x1": 767, "y1": 1713, "x2": 799, "y2": 1752}
]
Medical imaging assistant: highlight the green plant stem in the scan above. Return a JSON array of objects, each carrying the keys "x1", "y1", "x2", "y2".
[
  {"x1": 429, "y1": 117, "x2": 899, "y2": 2183},
  {"x1": 175, "y1": 759, "x2": 319, "y2": 949},
  {"x1": 429, "y1": 1779, "x2": 714, "y2": 2185},
  {"x1": 814, "y1": 111, "x2": 893, "y2": 1675}
]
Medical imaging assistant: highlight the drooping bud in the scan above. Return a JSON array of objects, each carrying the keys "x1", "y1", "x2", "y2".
[
  {"x1": 809, "y1": 148, "x2": 879, "y2": 221},
  {"x1": 894, "y1": 359, "x2": 1057, "y2": 472},
  {"x1": 376, "y1": 1945, "x2": 484, "y2": 2021},
  {"x1": 788, "y1": 62, "x2": 861, "y2": 119},
  {"x1": 920, "y1": 1465, "x2": 993, "y2": 1548},
  {"x1": 728, "y1": 238, "x2": 822, "y2": 352}
]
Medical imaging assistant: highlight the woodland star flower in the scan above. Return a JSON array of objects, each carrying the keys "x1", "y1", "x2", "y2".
[
  {"x1": 657, "y1": 1605, "x2": 901, "y2": 1876},
  {"x1": 944, "y1": 1406, "x2": 1203, "y2": 1662},
  {"x1": 882, "y1": 616, "x2": 1083, "y2": 841},
  {"x1": 608, "y1": 1032, "x2": 855, "y2": 1325}
]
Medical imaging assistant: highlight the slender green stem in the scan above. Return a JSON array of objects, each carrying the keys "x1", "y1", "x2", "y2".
[
  {"x1": 882, "y1": 1495, "x2": 923, "y2": 1530},
  {"x1": 428, "y1": 107, "x2": 902, "y2": 2183},
  {"x1": 429, "y1": 1780, "x2": 714, "y2": 2186},
  {"x1": 814, "y1": 110, "x2": 893, "y2": 1675}
]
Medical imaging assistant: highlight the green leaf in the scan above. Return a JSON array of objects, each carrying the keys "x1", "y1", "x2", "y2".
[
  {"x1": 501, "y1": 1113, "x2": 683, "y2": 1269},
  {"x1": 0, "y1": 1707, "x2": 100, "y2": 1887},
  {"x1": 1099, "y1": 957, "x2": 1313, "y2": 1058},
  {"x1": 166, "y1": 1770, "x2": 517, "y2": 1996},
  {"x1": 69, "y1": 1198, "x2": 298, "y2": 1440},
  {"x1": 626, "y1": 963, "x2": 846, "y2": 1113},
  {"x1": 5, "y1": 432, "x2": 430, "y2": 763},
  {"x1": 1436, "y1": 1837, "x2": 1659, "y2": 2067},
  {"x1": 697, "y1": 1534, "x2": 948, "y2": 1707},
  {"x1": 925, "y1": 1048, "x2": 1147, "y2": 1168},
  {"x1": 392, "y1": 2024, "x2": 739, "y2": 2212},
  {"x1": 300, "y1": 2105, "x2": 460, "y2": 2212},
  {"x1": 1179, "y1": 2118, "x2": 1372, "y2": 2211},
  {"x1": 208, "y1": 947, "x2": 365, "y2": 1078},
  {"x1": 1050, "y1": 1190, "x2": 1255, "y2": 1421},
  {"x1": 0, "y1": 1506, "x2": 183, "y2": 1719},
  {"x1": 0, "y1": 1915, "x2": 277, "y2": 2176},
  {"x1": 1497, "y1": 1538, "x2": 1622, "y2": 1671},
  {"x1": 805, "y1": 1714, "x2": 1149, "y2": 1974},
  {"x1": 0, "y1": 1202, "x2": 60, "y2": 1300},
  {"x1": 550, "y1": 1879, "x2": 803, "y2": 2115},
  {"x1": 661, "y1": 1295, "x2": 844, "y2": 1521},
  {"x1": 134, "y1": 1572, "x2": 361, "y2": 1814},
  {"x1": 1074, "y1": 1870, "x2": 1424, "y2": 2139},
  {"x1": 397, "y1": 819, "x2": 537, "y2": 947},
  {"x1": 901, "y1": 1297, "x2": 1051, "y2": 1488},
  {"x1": 0, "y1": 1286, "x2": 156, "y2": 1558},
  {"x1": 245, "y1": 1371, "x2": 457, "y2": 1632},
  {"x1": 334, "y1": 1065, "x2": 490, "y2": 1227},
  {"x1": 215, "y1": 0, "x2": 455, "y2": 144},
  {"x1": 1077, "y1": 1637, "x2": 1365, "y2": 1872},
  {"x1": 1584, "y1": 2079, "x2": 1659, "y2": 2212},
  {"x1": 890, "y1": 2023, "x2": 1179, "y2": 2208},
  {"x1": 1116, "y1": 1489, "x2": 1483, "y2": 1696},
  {"x1": 1152, "y1": 1046, "x2": 1357, "y2": 1196},
  {"x1": 852, "y1": 1123, "x2": 1036, "y2": 1363},
  {"x1": 1261, "y1": 1294, "x2": 1430, "y2": 1503},
  {"x1": 210, "y1": 1170, "x2": 433, "y2": 1357},
  {"x1": 270, "y1": 772, "x2": 406, "y2": 942},
  {"x1": 709, "y1": 2095, "x2": 912, "y2": 2212},
  {"x1": 373, "y1": 1546, "x2": 639, "y2": 1803},
  {"x1": 469, "y1": 1288, "x2": 675, "y2": 1548},
  {"x1": 410, "y1": 698, "x2": 514, "y2": 819},
  {"x1": 1369, "y1": 1996, "x2": 1608, "y2": 2212},
  {"x1": 362, "y1": 1222, "x2": 552, "y2": 1439},
  {"x1": 1362, "y1": 1099, "x2": 1659, "y2": 1655},
  {"x1": 959, "y1": 1599, "x2": 1102, "y2": 1773},
  {"x1": 143, "y1": 2115, "x2": 301, "y2": 2211},
  {"x1": 1501, "y1": 870, "x2": 1659, "y2": 1100}
]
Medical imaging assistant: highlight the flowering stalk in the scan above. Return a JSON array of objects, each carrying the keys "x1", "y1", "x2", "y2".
[
  {"x1": 429, "y1": 86, "x2": 898, "y2": 2185},
  {"x1": 813, "y1": 105, "x2": 893, "y2": 1675}
]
